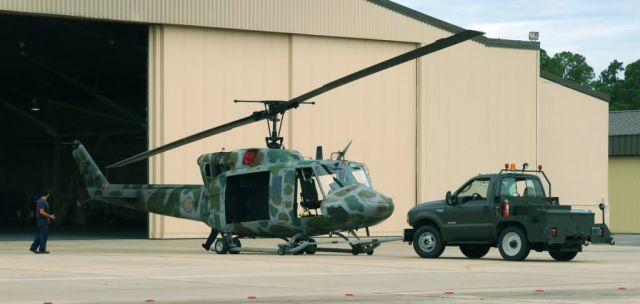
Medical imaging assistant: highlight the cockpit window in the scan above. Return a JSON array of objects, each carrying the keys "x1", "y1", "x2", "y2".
[
  {"x1": 314, "y1": 162, "x2": 359, "y2": 196},
  {"x1": 347, "y1": 162, "x2": 372, "y2": 187}
]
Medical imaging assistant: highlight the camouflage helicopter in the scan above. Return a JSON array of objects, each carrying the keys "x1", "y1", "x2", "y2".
[{"x1": 71, "y1": 30, "x2": 483, "y2": 255}]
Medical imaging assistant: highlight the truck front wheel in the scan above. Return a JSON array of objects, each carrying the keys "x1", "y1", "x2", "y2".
[
  {"x1": 460, "y1": 245, "x2": 490, "y2": 259},
  {"x1": 413, "y1": 225, "x2": 445, "y2": 258},
  {"x1": 498, "y1": 226, "x2": 530, "y2": 261},
  {"x1": 549, "y1": 250, "x2": 578, "y2": 261}
]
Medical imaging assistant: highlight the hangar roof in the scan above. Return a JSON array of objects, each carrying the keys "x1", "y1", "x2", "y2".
[
  {"x1": 610, "y1": 110, "x2": 640, "y2": 136},
  {"x1": 0, "y1": 0, "x2": 538, "y2": 49},
  {"x1": 609, "y1": 110, "x2": 640, "y2": 156}
]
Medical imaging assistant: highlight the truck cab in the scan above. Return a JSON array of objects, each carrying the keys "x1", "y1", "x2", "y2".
[{"x1": 404, "y1": 164, "x2": 614, "y2": 261}]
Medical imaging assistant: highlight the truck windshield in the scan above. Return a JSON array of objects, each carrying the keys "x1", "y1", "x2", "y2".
[
  {"x1": 457, "y1": 178, "x2": 490, "y2": 201},
  {"x1": 500, "y1": 176, "x2": 546, "y2": 197}
]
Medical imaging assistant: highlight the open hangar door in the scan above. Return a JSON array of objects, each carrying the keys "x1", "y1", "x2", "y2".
[{"x1": 0, "y1": 14, "x2": 148, "y2": 238}]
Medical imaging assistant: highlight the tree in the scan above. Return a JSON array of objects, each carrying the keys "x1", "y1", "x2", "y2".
[
  {"x1": 540, "y1": 49, "x2": 551, "y2": 71},
  {"x1": 540, "y1": 50, "x2": 595, "y2": 87},
  {"x1": 592, "y1": 60, "x2": 625, "y2": 109},
  {"x1": 623, "y1": 59, "x2": 640, "y2": 110},
  {"x1": 552, "y1": 52, "x2": 595, "y2": 87},
  {"x1": 541, "y1": 49, "x2": 640, "y2": 110}
]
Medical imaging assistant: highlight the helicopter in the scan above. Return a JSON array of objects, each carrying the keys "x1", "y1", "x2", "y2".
[{"x1": 71, "y1": 29, "x2": 483, "y2": 255}]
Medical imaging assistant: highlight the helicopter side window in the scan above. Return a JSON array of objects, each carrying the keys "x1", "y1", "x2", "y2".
[{"x1": 224, "y1": 171, "x2": 270, "y2": 223}]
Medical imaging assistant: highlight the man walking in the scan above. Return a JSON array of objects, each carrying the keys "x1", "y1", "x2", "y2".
[{"x1": 29, "y1": 189, "x2": 55, "y2": 254}]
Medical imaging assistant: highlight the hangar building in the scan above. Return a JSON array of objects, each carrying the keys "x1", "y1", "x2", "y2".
[
  {"x1": 0, "y1": 0, "x2": 609, "y2": 238},
  {"x1": 609, "y1": 110, "x2": 640, "y2": 233}
]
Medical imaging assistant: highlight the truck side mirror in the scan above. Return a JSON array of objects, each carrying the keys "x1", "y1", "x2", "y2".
[{"x1": 446, "y1": 191, "x2": 455, "y2": 205}]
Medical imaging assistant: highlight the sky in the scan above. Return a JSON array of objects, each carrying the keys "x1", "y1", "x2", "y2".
[{"x1": 393, "y1": 0, "x2": 640, "y2": 76}]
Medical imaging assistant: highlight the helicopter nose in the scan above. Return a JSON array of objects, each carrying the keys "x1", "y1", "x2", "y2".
[
  {"x1": 361, "y1": 190, "x2": 394, "y2": 221},
  {"x1": 322, "y1": 184, "x2": 394, "y2": 228}
]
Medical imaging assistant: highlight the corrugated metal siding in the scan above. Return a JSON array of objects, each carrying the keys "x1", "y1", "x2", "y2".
[
  {"x1": 610, "y1": 135, "x2": 640, "y2": 156},
  {"x1": 538, "y1": 76, "x2": 609, "y2": 215},
  {"x1": 0, "y1": 0, "x2": 450, "y2": 43},
  {"x1": 609, "y1": 157, "x2": 640, "y2": 233},
  {"x1": 609, "y1": 110, "x2": 640, "y2": 136}
]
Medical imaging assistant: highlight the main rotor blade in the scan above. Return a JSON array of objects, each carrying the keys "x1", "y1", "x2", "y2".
[
  {"x1": 284, "y1": 29, "x2": 483, "y2": 107},
  {"x1": 107, "y1": 111, "x2": 268, "y2": 168}
]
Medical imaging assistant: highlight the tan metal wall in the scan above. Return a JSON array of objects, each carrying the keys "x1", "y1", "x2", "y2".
[
  {"x1": 609, "y1": 157, "x2": 640, "y2": 233},
  {"x1": 538, "y1": 78, "x2": 609, "y2": 221},
  {"x1": 419, "y1": 42, "x2": 539, "y2": 202}
]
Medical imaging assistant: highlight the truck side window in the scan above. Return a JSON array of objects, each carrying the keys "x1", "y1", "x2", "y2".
[{"x1": 456, "y1": 178, "x2": 490, "y2": 203}]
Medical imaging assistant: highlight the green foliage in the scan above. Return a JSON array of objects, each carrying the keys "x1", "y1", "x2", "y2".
[
  {"x1": 622, "y1": 59, "x2": 640, "y2": 110},
  {"x1": 592, "y1": 60, "x2": 625, "y2": 109},
  {"x1": 541, "y1": 50, "x2": 595, "y2": 87},
  {"x1": 540, "y1": 49, "x2": 640, "y2": 110}
]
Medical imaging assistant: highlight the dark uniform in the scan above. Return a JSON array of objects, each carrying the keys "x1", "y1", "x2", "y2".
[{"x1": 29, "y1": 198, "x2": 50, "y2": 253}]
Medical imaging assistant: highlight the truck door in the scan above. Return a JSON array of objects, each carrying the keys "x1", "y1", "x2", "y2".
[{"x1": 443, "y1": 178, "x2": 492, "y2": 242}]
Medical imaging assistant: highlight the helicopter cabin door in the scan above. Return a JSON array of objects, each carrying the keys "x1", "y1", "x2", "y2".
[{"x1": 224, "y1": 171, "x2": 270, "y2": 223}]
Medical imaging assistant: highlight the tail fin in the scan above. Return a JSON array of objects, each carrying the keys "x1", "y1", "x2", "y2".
[{"x1": 71, "y1": 140, "x2": 109, "y2": 198}]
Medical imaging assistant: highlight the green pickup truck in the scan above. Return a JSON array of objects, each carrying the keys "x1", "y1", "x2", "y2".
[{"x1": 404, "y1": 164, "x2": 615, "y2": 261}]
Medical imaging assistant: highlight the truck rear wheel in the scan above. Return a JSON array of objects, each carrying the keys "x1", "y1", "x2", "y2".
[
  {"x1": 498, "y1": 226, "x2": 530, "y2": 261},
  {"x1": 460, "y1": 245, "x2": 490, "y2": 259},
  {"x1": 549, "y1": 250, "x2": 578, "y2": 261},
  {"x1": 413, "y1": 225, "x2": 445, "y2": 258}
]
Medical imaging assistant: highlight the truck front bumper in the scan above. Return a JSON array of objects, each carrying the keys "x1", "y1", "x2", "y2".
[{"x1": 403, "y1": 228, "x2": 414, "y2": 243}]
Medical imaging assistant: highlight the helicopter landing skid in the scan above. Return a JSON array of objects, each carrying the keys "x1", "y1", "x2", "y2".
[
  {"x1": 273, "y1": 236, "x2": 401, "y2": 256},
  {"x1": 314, "y1": 236, "x2": 402, "y2": 255},
  {"x1": 217, "y1": 234, "x2": 401, "y2": 256}
]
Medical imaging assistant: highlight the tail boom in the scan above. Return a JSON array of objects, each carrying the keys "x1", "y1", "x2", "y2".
[{"x1": 72, "y1": 141, "x2": 208, "y2": 222}]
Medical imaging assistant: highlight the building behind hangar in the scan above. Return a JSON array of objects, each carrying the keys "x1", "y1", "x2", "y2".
[
  {"x1": 609, "y1": 111, "x2": 640, "y2": 233},
  {"x1": 0, "y1": 0, "x2": 609, "y2": 238}
]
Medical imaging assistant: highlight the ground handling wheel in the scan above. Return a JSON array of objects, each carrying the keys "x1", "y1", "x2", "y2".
[
  {"x1": 304, "y1": 238, "x2": 317, "y2": 254},
  {"x1": 214, "y1": 238, "x2": 229, "y2": 254},
  {"x1": 229, "y1": 238, "x2": 241, "y2": 254},
  {"x1": 277, "y1": 245, "x2": 286, "y2": 256},
  {"x1": 351, "y1": 245, "x2": 362, "y2": 255}
]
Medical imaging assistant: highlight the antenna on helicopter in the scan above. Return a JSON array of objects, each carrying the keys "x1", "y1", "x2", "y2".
[{"x1": 332, "y1": 141, "x2": 352, "y2": 160}]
